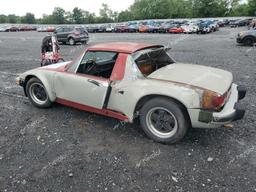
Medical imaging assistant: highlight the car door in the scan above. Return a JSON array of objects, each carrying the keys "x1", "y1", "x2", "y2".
[
  {"x1": 53, "y1": 51, "x2": 118, "y2": 109},
  {"x1": 55, "y1": 27, "x2": 64, "y2": 41},
  {"x1": 63, "y1": 27, "x2": 72, "y2": 40}
]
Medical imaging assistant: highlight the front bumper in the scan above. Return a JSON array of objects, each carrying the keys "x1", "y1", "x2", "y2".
[
  {"x1": 199, "y1": 84, "x2": 246, "y2": 124},
  {"x1": 16, "y1": 77, "x2": 24, "y2": 86},
  {"x1": 236, "y1": 37, "x2": 243, "y2": 43}
]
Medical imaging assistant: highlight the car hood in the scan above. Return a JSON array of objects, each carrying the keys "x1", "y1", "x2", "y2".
[
  {"x1": 20, "y1": 61, "x2": 70, "y2": 77},
  {"x1": 42, "y1": 61, "x2": 70, "y2": 70},
  {"x1": 148, "y1": 63, "x2": 233, "y2": 94}
]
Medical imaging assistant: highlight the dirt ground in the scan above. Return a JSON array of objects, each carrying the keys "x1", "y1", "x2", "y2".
[{"x1": 0, "y1": 27, "x2": 255, "y2": 192}]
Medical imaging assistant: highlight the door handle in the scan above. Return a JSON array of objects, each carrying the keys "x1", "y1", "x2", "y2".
[{"x1": 88, "y1": 79, "x2": 101, "y2": 87}]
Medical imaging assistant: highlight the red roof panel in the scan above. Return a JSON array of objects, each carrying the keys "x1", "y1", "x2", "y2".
[{"x1": 87, "y1": 42, "x2": 164, "y2": 54}]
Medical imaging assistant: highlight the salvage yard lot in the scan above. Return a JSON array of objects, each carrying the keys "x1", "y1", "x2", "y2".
[{"x1": 0, "y1": 27, "x2": 255, "y2": 192}]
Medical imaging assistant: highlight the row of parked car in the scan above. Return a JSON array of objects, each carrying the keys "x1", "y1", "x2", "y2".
[
  {"x1": 88, "y1": 20, "x2": 222, "y2": 34},
  {"x1": 0, "y1": 25, "x2": 38, "y2": 32},
  {"x1": 0, "y1": 18, "x2": 254, "y2": 34},
  {"x1": 86, "y1": 18, "x2": 254, "y2": 34}
]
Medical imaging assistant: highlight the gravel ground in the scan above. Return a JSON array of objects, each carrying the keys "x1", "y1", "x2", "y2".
[{"x1": 0, "y1": 28, "x2": 255, "y2": 192}]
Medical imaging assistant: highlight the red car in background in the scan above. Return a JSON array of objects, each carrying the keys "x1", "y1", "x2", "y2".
[
  {"x1": 47, "y1": 26, "x2": 56, "y2": 32},
  {"x1": 139, "y1": 25, "x2": 149, "y2": 33},
  {"x1": 169, "y1": 26, "x2": 184, "y2": 33},
  {"x1": 19, "y1": 25, "x2": 36, "y2": 31}
]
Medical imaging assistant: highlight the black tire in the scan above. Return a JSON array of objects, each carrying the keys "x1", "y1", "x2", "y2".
[
  {"x1": 26, "y1": 78, "x2": 52, "y2": 108},
  {"x1": 243, "y1": 37, "x2": 254, "y2": 46},
  {"x1": 68, "y1": 37, "x2": 75, "y2": 45},
  {"x1": 140, "y1": 97, "x2": 189, "y2": 144}
]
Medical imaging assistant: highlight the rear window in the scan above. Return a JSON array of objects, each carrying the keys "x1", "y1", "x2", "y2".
[
  {"x1": 75, "y1": 28, "x2": 87, "y2": 33},
  {"x1": 64, "y1": 28, "x2": 72, "y2": 32},
  {"x1": 133, "y1": 48, "x2": 175, "y2": 76}
]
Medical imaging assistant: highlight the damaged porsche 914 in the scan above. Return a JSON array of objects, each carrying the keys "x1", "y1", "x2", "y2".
[{"x1": 16, "y1": 42, "x2": 246, "y2": 144}]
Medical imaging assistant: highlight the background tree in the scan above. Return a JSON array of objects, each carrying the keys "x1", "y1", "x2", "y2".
[
  {"x1": 98, "y1": 3, "x2": 114, "y2": 23},
  {"x1": 248, "y1": 0, "x2": 256, "y2": 16},
  {"x1": 20, "y1": 13, "x2": 36, "y2": 24},
  {"x1": 0, "y1": 14, "x2": 8, "y2": 23},
  {"x1": 7, "y1": 14, "x2": 19, "y2": 23},
  {"x1": 72, "y1": 7, "x2": 83, "y2": 24},
  {"x1": 117, "y1": 10, "x2": 134, "y2": 22},
  {"x1": 52, "y1": 7, "x2": 66, "y2": 24}
]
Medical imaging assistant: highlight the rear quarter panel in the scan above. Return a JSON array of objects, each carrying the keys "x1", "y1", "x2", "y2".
[{"x1": 107, "y1": 56, "x2": 201, "y2": 122}]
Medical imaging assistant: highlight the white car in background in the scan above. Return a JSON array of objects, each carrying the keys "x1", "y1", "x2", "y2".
[
  {"x1": 181, "y1": 23, "x2": 199, "y2": 33},
  {"x1": 37, "y1": 26, "x2": 48, "y2": 32},
  {"x1": 106, "y1": 24, "x2": 115, "y2": 32},
  {"x1": 0, "y1": 26, "x2": 7, "y2": 32}
]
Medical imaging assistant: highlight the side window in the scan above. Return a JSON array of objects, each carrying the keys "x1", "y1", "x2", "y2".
[
  {"x1": 56, "y1": 28, "x2": 63, "y2": 33},
  {"x1": 77, "y1": 51, "x2": 118, "y2": 79},
  {"x1": 63, "y1": 28, "x2": 71, "y2": 32}
]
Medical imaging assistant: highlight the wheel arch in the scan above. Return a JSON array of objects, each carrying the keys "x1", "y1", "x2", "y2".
[
  {"x1": 67, "y1": 35, "x2": 75, "y2": 41},
  {"x1": 134, "y1": 94, "x2": 192, "y2": 126},
  {"x1": 243, "y1": 35, "x2": 256, "y2": 42},
  {"x1": 23, "y1": 74, "x2": 56, "y2": 102},
  {"x1": 23, "y1": 75, "x2": 37, "y2": 97}
]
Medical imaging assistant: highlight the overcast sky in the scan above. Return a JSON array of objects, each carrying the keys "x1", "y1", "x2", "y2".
[{"x1": 0, "y1": 0, "x2": 135, "y2": 18}]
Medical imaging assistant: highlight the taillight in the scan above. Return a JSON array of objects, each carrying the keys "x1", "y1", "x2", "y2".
[
  {"x1": 212, "y1": 95, "x2": 225, "y2": 108},
  {"x1": 202, "y1": 90, "x2": 226, "y2": 110},
  {"x1": 74, "y1": 31, "x2": 80, "y2": 36}
]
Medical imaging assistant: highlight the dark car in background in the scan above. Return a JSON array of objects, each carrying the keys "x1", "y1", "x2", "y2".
[
  {"x1": 87, "y1": 25, "x2": 98, "y2": 33},
  {"x1": 237, "y1": 28, "x2": 256, "y2": 46},
  {"x1": 5, "y1": 26, "x2": 19, "y2": 32},
  {"x1": 127, "y1": 22, "x2": 139, "y2": 32},
  {"x1": 197, "y1": 21, "x2": 212, "y2": 34},
  {"x1": 115, "y1": 24, "x2": 129, "y2": 32},
  {"x1": 54, "y1": 26, "x2": 89, "y2": 45},
  {"x1": 97, "y1": 25, "x2": 107, "y2": 33},
  {"x1": 230, "y1": 19, "x2": 250, "y2": 28},
  {"x1": 147, "y1": 21, "x2": 163, "y2": 33}
]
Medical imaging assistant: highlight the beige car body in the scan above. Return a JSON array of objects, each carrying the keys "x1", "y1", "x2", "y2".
[{"x1": 17, "y1": 43, "x2": 245, "y2": 129}]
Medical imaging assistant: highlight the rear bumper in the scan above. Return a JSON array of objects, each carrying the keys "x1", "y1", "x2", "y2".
[
  {"x1": 74, "y1": 36, "x2": 89, "y2": 42},
  {"x1": 212, "y1": 85, "x2": 246, "y2": 123},
  {"x1": 196, "y1": 84, "x2": 246, "y2": 127}
]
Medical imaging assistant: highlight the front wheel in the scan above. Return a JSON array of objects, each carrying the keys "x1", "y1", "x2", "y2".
[
  {"x1": 140, "y1": 98, "x2": 189, "y2": 144},
  {"x1": 243, "y1": 37, "x2": 254, "y2": 46},
  {"x1": 26, "y1": 78, "x2": 52, "y2": 108}
]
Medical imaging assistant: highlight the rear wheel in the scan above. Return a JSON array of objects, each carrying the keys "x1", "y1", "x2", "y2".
[
  {"x1": 69, "y1": 38, "x2": 75, "y2": 45},
  {"x1": 26, "y1": 78, "x2": 52, "y2": 108},
  {"x1": 140, "y1": 98, "x2": 189, "y2": 144}
]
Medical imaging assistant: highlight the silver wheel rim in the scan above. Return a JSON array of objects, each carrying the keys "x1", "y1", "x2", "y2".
[
  {"x1": 29, "y1": 82, "x2": 48, "y2": 105},
  {"x1": 146, "y1": 107, "x2": 178, "y2": 139},
  {"x1": 69, "y1": 38, "x2": 74, "y2": 45}
]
